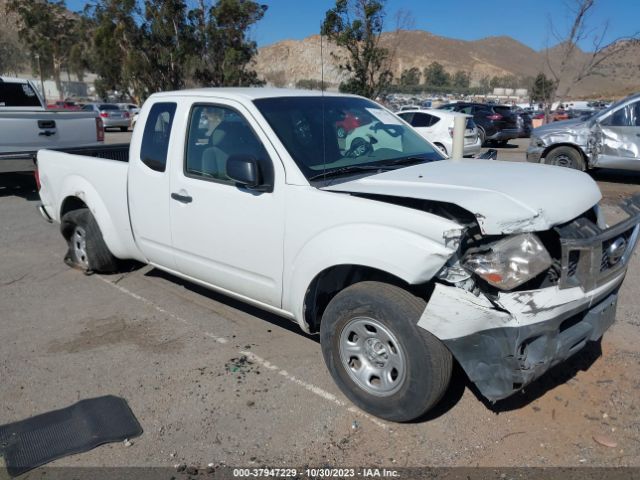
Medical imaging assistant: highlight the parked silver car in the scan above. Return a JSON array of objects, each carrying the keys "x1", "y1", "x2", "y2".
[
  {"x1": 82, "y1": 103, "x2": 130, "y2": 131},
  {"x1": 527, "y1": 92, "x2": 640, "y2": 170}
]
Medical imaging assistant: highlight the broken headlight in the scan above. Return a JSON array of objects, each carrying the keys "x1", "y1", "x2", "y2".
[{"x1": 461, "y1": 233, "x2": 552, "y2": 290}]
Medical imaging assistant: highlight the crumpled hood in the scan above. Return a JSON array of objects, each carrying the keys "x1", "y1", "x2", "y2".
[
  {"x1": 322, "y1": 159, "x2": 602, "y2": 235},
  {"x1": 533, "y1": 119, "x2": 589, "y2": 138}
]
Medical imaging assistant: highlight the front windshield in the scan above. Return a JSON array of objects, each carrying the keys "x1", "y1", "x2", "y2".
[{"x1": 253, "y1": 96, "x2": 444, "y2": 181}]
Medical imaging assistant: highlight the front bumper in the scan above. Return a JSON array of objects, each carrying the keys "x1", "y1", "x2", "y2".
[
  {"x1": 419, "y1": 194, "x2": 640, "y2": 402},
  {"x1": 526, "y1": 144, "x2": 544, "y2": 163},
  {"x1": 443, "y1": 286, "x2": 619, "y2": 401}
]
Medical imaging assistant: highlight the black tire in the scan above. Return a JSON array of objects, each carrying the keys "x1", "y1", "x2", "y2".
[
  {"x1": 477, "y1": 127, "x2": 486, "y2": 147},
  {"x1": 545, "y1": 146, "x2": 585, "y2": 170},
  {"x1": 120, "y1": 127, "x2": 128, "y2": 132},
  {"x1": 320, "y1": 281, "x2": 452, "y2": 422},
  {"x1": 60, "y1": 208, "x2": 118, "y2": 273},
  {"x1": 434, "y1": 143, "x2": 448, "y2": 156}
]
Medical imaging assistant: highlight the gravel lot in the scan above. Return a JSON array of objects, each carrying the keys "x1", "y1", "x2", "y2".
[{"x1": 1, "y1": 133, "x2": 639, "y2": 471}]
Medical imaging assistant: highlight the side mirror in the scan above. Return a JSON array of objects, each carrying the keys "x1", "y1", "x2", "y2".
[{"x1": 227, "y1": 154, "x2": 262, "y2": 190}]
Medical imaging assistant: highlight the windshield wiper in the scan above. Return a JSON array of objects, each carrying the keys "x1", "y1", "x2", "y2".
[
  {"x1": 308, "y1": 156, "x2": 433, "y2": 181},
  {"x1": 308, "y1": 164, "x2": 389, "y2": 181}
]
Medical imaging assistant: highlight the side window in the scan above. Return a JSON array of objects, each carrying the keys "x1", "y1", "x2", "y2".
[
  {"x1": 82, "y1": 105, "x2": 93, "y2": 111},
  {"x1": 411, "y1": 113, "x2": 433, "y2": 127},
  {"x1": 140, "y1": 102, "x2": 177, "y2": 172},
  {"x1": 397, "y1": 112, "x2": 413, "y2": 123},
  {"x1": 185, "y1": 105, "x2": 270, "y2": 185},
  {"x1": 458, "y1": 105, "x2": 473, "y2": 114}
]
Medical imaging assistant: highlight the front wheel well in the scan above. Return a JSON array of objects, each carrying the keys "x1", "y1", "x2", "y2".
[
  {"x1": 60, "y1": 196, "x2": 88, "y2": 220},
  {"x1": 303, "y1": 264, "x2": 432, "y2": 333}
]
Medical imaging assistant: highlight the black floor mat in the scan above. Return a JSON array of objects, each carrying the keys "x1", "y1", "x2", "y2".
[{"x1": 0, "y1": 395, "x2": 143, "y2": 477}]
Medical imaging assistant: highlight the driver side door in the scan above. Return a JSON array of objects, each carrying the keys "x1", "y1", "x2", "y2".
[
  {"x1": 169, "y1": 100, "x2": 286, "y2": 307},
  {"x1": 594, "y1": 100, "x2": 640, "y2": 169}
]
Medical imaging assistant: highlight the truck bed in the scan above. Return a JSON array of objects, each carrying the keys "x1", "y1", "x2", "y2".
[{"x1": 36, "y1": 145, "x2": 143, "y2": 262}]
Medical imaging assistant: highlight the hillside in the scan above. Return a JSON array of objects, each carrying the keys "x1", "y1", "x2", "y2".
[{"x1": 255, "y1": 30, "x2": 640, "y2": 98}]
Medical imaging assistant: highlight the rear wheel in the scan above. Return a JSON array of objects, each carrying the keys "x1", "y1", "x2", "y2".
[
  {"x1": 61, "y1": 208, "x2": 118, "y2": 273},
  {"x1": 477, "y1": 127, "x2": 486, "y2": 147},
  {"x1": 320, "y1": 281, "x2": 452, "y2": 422},
  {"x1": 434, "y1": 143, "x2": 448, "y2": 156},
  {"x1": 545, "y1": 146, "x2": 585, "y2": 170}
]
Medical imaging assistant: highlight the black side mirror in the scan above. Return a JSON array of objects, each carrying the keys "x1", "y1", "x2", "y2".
[{"x1": 227, "y1": 154, "x2": 262, "y2": 190}]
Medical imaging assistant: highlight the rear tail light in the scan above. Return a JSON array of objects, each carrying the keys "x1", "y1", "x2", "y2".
[
  {"x1": 96, "y1": 117, "x2": 105, "y2": 142},
  {"x1": 486, "y1": 114, "x2": 503, "y2": 120},
  {"x1": 99, "y1": 112, "x2": 109, "y2": 118},
  {"x1": 34, "y1": 165, "x2": 41, "y2": 191},
  {"x1": 123, "y1": 111, "x2": 130, "y2": 118}
]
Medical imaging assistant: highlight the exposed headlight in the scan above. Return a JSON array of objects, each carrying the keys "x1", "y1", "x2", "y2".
[{"x1": 461, "y1": 233, "x2": 552, "y2": 290}]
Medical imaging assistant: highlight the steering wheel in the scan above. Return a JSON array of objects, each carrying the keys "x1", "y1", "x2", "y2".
[
  {"x1": 345, "y1": 137, "x2": 373, "y2": 158},
  {"x1": 371, "y1": 121, "x2": 403, "y2": 137}
]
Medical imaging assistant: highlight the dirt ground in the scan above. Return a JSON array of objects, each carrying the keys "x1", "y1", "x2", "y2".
[{"x1": 1, "y1": 135, "x2": 639, "y2": 475}]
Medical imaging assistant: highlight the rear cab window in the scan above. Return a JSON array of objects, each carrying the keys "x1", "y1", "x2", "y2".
[
  {"x1": 140, "y1": 102, "x2": 177, "y2": 172},
  {"x1": 0, "y1": 81, "x2": 42, "y2": 108}
]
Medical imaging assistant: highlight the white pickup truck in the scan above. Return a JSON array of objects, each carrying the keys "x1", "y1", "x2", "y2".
[
  {"x1": 36, "y1": 88, "x2": 640, "y2": 421},
  {"x1": 0, "y1": 77, "x2": 104, "y2": 173}
]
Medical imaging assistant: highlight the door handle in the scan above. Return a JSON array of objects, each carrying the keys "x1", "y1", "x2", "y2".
[
  {"x1": 38, "y1": 130, "x2": 56, "y2": 137},
  {"x1": 171, "y1": 192, "x2": 193, "y2": 203}
]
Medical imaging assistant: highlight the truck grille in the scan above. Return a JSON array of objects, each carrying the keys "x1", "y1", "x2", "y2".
[{"x1": 555, "y1": 195, "x2": 640, "y2": 291}]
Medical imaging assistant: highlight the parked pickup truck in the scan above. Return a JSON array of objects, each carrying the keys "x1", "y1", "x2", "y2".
[
  {"x1": 37, "y1": 88, "x2": 640, "y2": 421},
  {"x1": 0, "y1": 77, "x2": 104, "y2": 173},
  {"x1": 527, "y1": 92, "x2": 640, "y2": 171}
]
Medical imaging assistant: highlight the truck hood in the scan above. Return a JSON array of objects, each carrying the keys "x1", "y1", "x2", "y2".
[{"x1": 322, "y1": 159, "x2": 602, "y2": 235}]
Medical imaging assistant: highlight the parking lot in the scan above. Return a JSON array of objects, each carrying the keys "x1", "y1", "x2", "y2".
[{"x1": 1, "y1": 132, "x2": 640, "y2": 470}]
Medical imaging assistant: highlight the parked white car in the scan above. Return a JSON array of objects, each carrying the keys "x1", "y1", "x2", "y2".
[
  {"x1": 397, "y1": 109, "x2": 482, "y2": 157},
  {"x1": 36, "y1": 88, "x2": 640, "y2": 421}
]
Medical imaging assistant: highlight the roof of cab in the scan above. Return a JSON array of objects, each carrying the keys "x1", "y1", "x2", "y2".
[{"x1": 149, "y1": 87, "x2": 357, "y2": 101}]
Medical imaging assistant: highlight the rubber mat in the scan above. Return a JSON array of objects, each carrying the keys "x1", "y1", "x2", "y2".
[{"x1": 0, "y1": 395, "x2": 143, "y2": 477}]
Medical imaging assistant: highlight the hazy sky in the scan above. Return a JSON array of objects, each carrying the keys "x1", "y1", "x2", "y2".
[{"x1": 65, "y1": 0, "x2": 640, "y2": 52}]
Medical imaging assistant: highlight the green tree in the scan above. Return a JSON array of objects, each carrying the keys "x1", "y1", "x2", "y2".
[
  {"x1": 189, "y1": 0, "x2": 267, "y2": 87},
  {"x1": 399, "y1": 67, "x2": 420, "y2": 86},
  {"x1": 452, "y1": 70, "x2": 470, "y2": 90},
  {"x1": 423, "y1": 62, "x2": 450, "y2": 88},
  {"x1": 321, "y1": 0, "x2": 393, "y2": 98},
  {"x1": 8, "y1": 0, "x2": 78, "y2": 99},
  {"x1": 478, "y1": 75, "x2": 490, "y2": 92},
  {"x1": 530, "y1": 73, "x2": 556, "y2": 107}
]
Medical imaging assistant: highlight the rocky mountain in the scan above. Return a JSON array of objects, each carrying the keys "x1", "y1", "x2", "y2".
[{"x1": 255, "y1": 29, "x2": 640, "y2": 98}]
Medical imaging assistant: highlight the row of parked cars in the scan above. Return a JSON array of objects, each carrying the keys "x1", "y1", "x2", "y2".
[{"x1": 47, "y1": 100, "x2": 140, "y2": 131}]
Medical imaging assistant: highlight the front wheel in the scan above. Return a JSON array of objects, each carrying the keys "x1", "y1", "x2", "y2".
[
  {"x1": 320, "y1": 281, "x2": 452, "y2": 422},
  {"x1": 61, "y1": 208, "x2": 118, "y2": 273},
  {"x1": 545, "y1": 146, "x2": 585, "y2": 170}
]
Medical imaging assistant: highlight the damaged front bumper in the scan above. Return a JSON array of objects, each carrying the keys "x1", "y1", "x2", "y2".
[{"x1": 419, "y1": 195, "x2": 640, "y2": 402}]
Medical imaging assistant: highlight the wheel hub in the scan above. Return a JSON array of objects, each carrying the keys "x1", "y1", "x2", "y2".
[
  {"x1": 338, "y1": 317, "x2": 406, "y2": 397},
  {"x1": 364, "y1": 338, "x2": 388, "y2": 367}
]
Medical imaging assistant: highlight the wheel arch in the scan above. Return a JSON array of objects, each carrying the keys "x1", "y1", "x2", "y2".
[{"x1": 302, "y1": 264, "x2": 434, "y2": 334}]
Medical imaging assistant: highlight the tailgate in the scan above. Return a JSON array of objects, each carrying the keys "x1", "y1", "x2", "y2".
[{"x1": 0, "y1": 111, "x2": 101, "y2": 152}]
